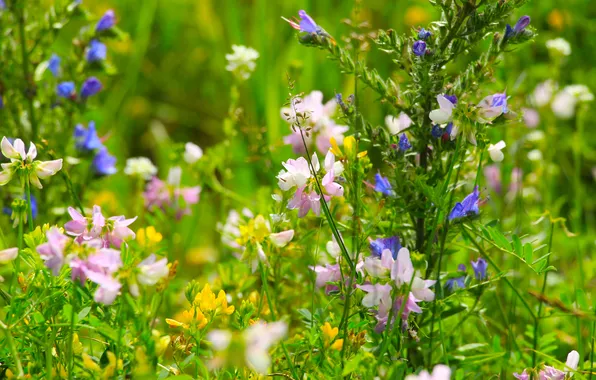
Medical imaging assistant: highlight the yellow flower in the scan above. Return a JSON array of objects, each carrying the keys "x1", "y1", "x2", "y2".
[
  {"x1": 216, "y1": 290, "x2": 235, "y2": 315},
  {"x1": 136, "y1": 226, "x2": 163, "y2": 247},
  {"x1": 83, "y1": 353, "x2": 100, "y2": 372},
  {"x1": 330, "y1": 136, "x2": 367, "y2": 160},
  {"x1": 404, "y1": 6, "x2": 429, "y2": 26},
  {"x1": 547, "y1": 9, "x2": 565, "y2": 31},
  {"x1": 72, "y1": 333, "x2": 83, "y2": 355},
  {"x1": 196, "y1": 283, "x2": 218, "y2": 312},
  {"x1": 330, "y1": 339, "x2": 344, "y2": 351},
  {"x1": 166, "y1": 307, "x2": 208, "y2": 329},
  {"x1": 102, "y1": 351, "x2": 122, "y2": 380},
  {"x1": 236, "y1": 215, "x2": 271, "y2": 246},
  {"x1": 321, "y1": 322, "x2": 339, "y2": 346}
]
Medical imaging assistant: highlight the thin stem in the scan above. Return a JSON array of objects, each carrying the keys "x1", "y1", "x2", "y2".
[
  {"x1": 16, "y1": 3, "x2": 38, "y2": 141},
  {"x1": 10, "y1": 219, "x2": 24, "y2": 295},
  {"x1": 0, "y1": 320, "x2": 24, "y2": 378}
]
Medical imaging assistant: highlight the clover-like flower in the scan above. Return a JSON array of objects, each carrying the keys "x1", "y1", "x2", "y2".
[{"x1": 0, "y1": 137, "x2": 63, "y2": 188}]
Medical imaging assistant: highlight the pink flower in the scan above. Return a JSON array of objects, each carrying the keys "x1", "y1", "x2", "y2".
[
  {"x1": 37, "y1": 227, "x2": 70, "y2": 275},
  {"x1": 277, "y1": 157, "x2": 312, "y2": 191},
  {"x1": 310, "y1": 263, "x2": 341, "y2": 294},
  {"x1": 107, "y1": 215, "x2": 137, "y2": 248},
  {"x1": 269, "y1": 230, "x2": 294, "y2": 247},
  {"x1": 513, "y1": 370, "x2": 529, "y2": 380},
  {"x1": 287, "y1": 186, "x2": 321, "y2": 217},
  {"x1": 64, "y1": 207, "x2": 88, "y2": 237},
  {"x1": 0, "y1": 247, "x2": 18, "y2": 264}
]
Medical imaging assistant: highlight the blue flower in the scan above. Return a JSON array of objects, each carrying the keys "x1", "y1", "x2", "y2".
[
  {"x1": 446, "y1": 276, "x2": 465, "y2": 291},
  {"x1": 56, "y1": 82, "x2": 76, "y2": 98},
  {"x1": 370, "y1": 236, "x2": 402, "y2": 259},
  {"x1": 48, "y1": 54, "x2": 61, "y2": 77},
  {"x1": 0, "y1": 95, "x2": 3, "y2": 109},
  {"x1": 92, "y1": 147, "x2": 117, "y2": 176},
  {"x1": 86, "y1": 40, "x2": 107, "y2": 62},
  {"x1": 398, "y1": 134, "x2": 411, "y2": 150},
  {"x1": 74, "y1": 121, "x2": 103, "y2": 152},
  {"x1": 96, "y1": 9, "x2": 116, "y2": 32},
  {"x1": 444, "y1": 94, "x2": 458, "y2": 105},
  {"x1": 448, "y1": 186, "x2": 480, "y2": 221},
  {"x1": 80, "y1": 77, "x2": 102, "y2": 98},
  {"x1": 491, "y1": 92, "x2": 509, "y2": 114},
  {"x1": 471, "y1": 258, "x2": 488, "y2": 280},
  {"x1": 418, "y1": 28, "x2": 432, "y2": 40},
  {"x1": 412, "y1": 40, "x2": 426, "y2": 56},
  {"x1": 505, "y1": 15, "x2": 531, "y2": 39},
  {"x1": 374, "y1": 173, "x2": 394, "y2": 196},
  {"x1": 432, "y1": 122, "x2": 454, "y2": 141},
  {"x1": 0, "y1": 0, "x2": 5, "y2": 10}
]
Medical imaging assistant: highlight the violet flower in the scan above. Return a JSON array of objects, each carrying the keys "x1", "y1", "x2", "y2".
[
  {"x1": 96, "y1": 10, "x2": 116, "y2": 32},
  {"x1": 412, "y1": 40, "x2": 426, "y2": 56},
  {"x1": 448, "y1": 186, "x2": 480, "y2": 221}
]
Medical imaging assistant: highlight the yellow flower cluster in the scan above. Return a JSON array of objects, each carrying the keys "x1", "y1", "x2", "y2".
[
  {"x1": 321, "y1": 322, "x2": 343, "y2": 351},
  {"x1": 136, "y1": 226, "x2": 163, "y2": 248},
  {"x1": 236, "y1": 215, "x2": 270, "y2": 246},
  {"x1": 330, "y1": 136, "x2": 367, "y2": 161},
  {"x1": 166, "y1": 284, "x2": 234, "y2": 330}
]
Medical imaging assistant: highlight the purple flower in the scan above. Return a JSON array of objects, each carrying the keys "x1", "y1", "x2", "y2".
[
  {"x1": 96, "y1": 10, "x2": 116, "y2": 32},
  {"x1": 0, "y1": 0, "x2": 5, "y2": 10},
  {"x1": 92, "y1": 147, "x2": 117, "y2": 176},
  {"x1": 418, "y1": 28, "x2": 432, "y2": 40},
  {"x1": 48, "y1": 54, "x2": 61, "y2": 77},
  {"x1": 505, "y1": 16, "x2": 531, "y2": 39},
  {"x1": 56, "y1": 82, "x2": 76, "y2": 98},
  {"x1": 284, "y1": 10, "x2": 321, "y2": 34},
  {"x1": 86, "y1": 40, "x2": 107, "y2": 62},
  {"x1": 448, "y1": 186, "x2": 480, "y2": 221},
  {"x1": 370, "y1": 236, "x2": 401, "y2": 259},
  {"x1": 492, "y1": 92, "x2": 509, "y2": 113},
  {"x1": 74, "y1": 121, "x2": 103, "y2": 152},
  {"x1": 36, "y1": 227, "x2": 70, "y2": 276},
  {"x1": 471, "y1": 258, "x2": 488, "y2": 280},
  {"x1": 412, "y1": 40, "x2": 426, "y2": 56},
  {"x1": 374, "y1": 173, "x2": 394, "y2": 196},
  {"x1": 444, "y1": 95, "x2": 458, "y2": 105},
  {"x1": 80, "y1": 77, "x2": 103, "y2": 98},
  {"x1": 398, "y1": 134, "x2": 411, "y2": 150},
  {"x1": 513, "y1": 370, "x2": 529, "y2": 380}
]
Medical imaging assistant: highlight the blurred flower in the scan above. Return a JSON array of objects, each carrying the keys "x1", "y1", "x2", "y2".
[
  {"x1": 412, "y1": 40, "x2": 426, "y2": 56},
  {"x1": 536, "y1": 350, "x2": 579, "y2": 379},
  {"x1": 277, "y1": 156, "x2": 311, "y2": 191},
  {"x1": 471, "y1": 258, "x2": 487, "y2": 280},
  {"x1": 0, "y1": 247, "x2": 18, "y2": 264},
  {"x1": 429, "y1": 95, "x2": 455, "y2": 125},
  {"x1": 531, "y1": 80, "x2": 556, "y2": 107},
  {"x1": 488, "y1": 140, "x2": 506, "y2": 162},
  {"x1": 36, "y1": 227, "x2": 70, "y2": 275},
  {"x1": 124, "y1": 157, "x2": 157, "y2": 180},
  {"x1": 48, "y1": 54, "x2": 61, "y2": 77},
  {"x1": 184, "y1": 142, "x2": 203, "y2": 164},
  {"x1": 477, "y1": 92, "x2": 512, "y2": 123},
  {"x1": 399, "y1": 134, "x2": 412, "y2": 151},
  {"x1": 527, "y1": 149, "x2": 543, "y2": 162},
  {"x1": 137, "y1": 254, "x2": 168, "y2": 286},
  {"x1": 513, "y1": 370, "x2": 529, "y2": 380},
  {"x1": 283, "y1": 10, "x2": 321, "y2": 34},
  {"x1": 92, "y1": 147, "x2": 117, "y2": 176},
  {"x1": 81, "y1": 77, "x2": 102, "y2": 98},
  {"x1": 405, "y1": 364, "x2": 451, "y2": 380},
  {"x1": 136, "y1": 226, "x2": 162, "y2": 247},
  {"x1": 74, "y1": 121, "x2": 103, "y2": 152},
  {"x1": 505, "y1": 15, "x2": 531, "y2": 39},
  {"x1": 321, "y1": 322, "x2": 342, "y2": 350},
  {"x1": 448, "y1": 186, "x2": 480, "y2": 221},
  {"x1": 311, "y1": 263, "x2": 341, "y2": 294},
  {"x1": 86, "y1": 40, "x2": 107, "y2": 63},
  {"x1": 244, "y1": 321, "x2": 287, "y2": 374},
  {"x1": 418, "y1": 28, "x2": 432, "y2": 40},
  {"x1": 551, "y1": 84, "x2": 594, "y2": 119},
  {"x1": 547, "y1": 9, "x2": 565, "y2": 30},
  {"x1": 374, "y1": 173, "x2": 394, "y2": 196},
  {"x1": 225, "y1": 45, "x2": 259, "y2": 81},
  {"x1": 144, "y1": 167, "x2": 201, "y2": 218},
  {"x1": 57, "y1": 82, "x2": 76, "y2": 98},
  {"x1": 546, "y1": 37, "x2": 571, "y2": 57},
  {"x1": 522, "y1": 108, "x2": 540, "y2": 128},
  {"x1": 385, "y1": 112, "x2": 412, "y2": 135},
  {"x1": 96, "y1": 9, "x2": 116, "y2": 32},
  {"x1": 0, "y1": 137, "x2": 63, "y2": 188},
  {"x1": 404, "y1": 6, "x2": 429, "y2": 26},
  {"x1": 370, "y1": 236, "x2": 401, "y2": 259}
]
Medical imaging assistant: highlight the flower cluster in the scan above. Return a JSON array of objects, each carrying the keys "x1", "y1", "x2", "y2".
[
  {"x1": 74, "y1": 122, "x2": 118, "y2": 176},
  {"x1": 225, "y1": 45, "x2": 259, "y2": 81},
  {"x1": 166, "y1": 283, "x2": 234, "y2": 330},
  {"x1": 0, "y1": 137, "x2": 63, "y2": 188},
  {"x1": 144, "y1": 167, "x2": 201, "y2": 218},
  {"x1": 65, "y1": 205, "x2": 137, "y2": 248}
]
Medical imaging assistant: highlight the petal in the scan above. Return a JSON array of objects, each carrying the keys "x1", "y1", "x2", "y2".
[
  {"x1": 269, "y1": 230, "x2": 294, "y2": 247},
  {"x1": 1, "y1": 137, "x2": 21, "y2": 160},
  {"x1": 437, "y1": 95, "x2": 455, "y2": 111},
  {"x1": 35, "y1": 159, "x2": 63, "y2": 178},
  {"x1": 26, "y1": 142, "x2": 37, "y2": 161},
  {"x1": 13, "y1": 139, "x2": 26, "y2": 160},
  {"x1": 429, "y1": 109, "x2": 451, "y2": 124}
]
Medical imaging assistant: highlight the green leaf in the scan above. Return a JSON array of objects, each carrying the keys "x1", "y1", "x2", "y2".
[
  {"x1": 457, "y1": 343, "x2": 488, "y2": 352},
  {"x1": 342, "y1": 354, "x2": 363, "y2": 376},
  {"x1": 512, "y1": 234, "x2": 523, "y2": 256},
  {"x1": 77, "y1": 306, "x2": 91, "y2": 321},
  {"x1": 523, "y1": 243, "x2": 533, "y2": 263}
]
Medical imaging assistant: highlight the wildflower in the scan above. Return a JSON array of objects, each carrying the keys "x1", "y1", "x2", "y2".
[
  {"x1": 321, "y1": 322, "x2": 338, "y2": 345},
  {"x1": 74, "y1": 121, "x2": 103, "y2": 152},
  {"x1": 522, "y1": 108, "x2": 540, "y2": 128},
  {"x1": 311, "y1": 263, "x2": 341, "y2": 294},
  {"x1": 136, "y1": 226, "x2": 162, "y2": 247},
  {"x1": 36, "y1": 227, "x2": 70, "y2": 275},
  {"x1": 84, "y1": 250, "x2": 123, "y2": 304},
  {"x1": 445, "y1": 264, "x2": 466, "y2": 291},
  {"x1": 412, "y1": 40, "x2": 426, "y2": 56},
  {"x1": 0, "y1": 247, "x2": 18, "y2": 264},
  {"x1": 86, "y1": 39, "x2": 107, "y2": 63},
  {"x1": 418, "y1": 28, "x2": 432, "y2": 40},
  {"x1": 124, "y1": 157, "x2": 157, "y2": 180},
  {"x1": 225, "y1": 45, "x2": 259, "y2": 81},
  {"x1": 92, "y1": 147, "x2": 117, "y2": 176},
  {"x1": 431, "y1": 122, "x2": 453, "y2": 141},
  {"x1": 546, "y1": 37, "x2": 571, "y2": 57},
  {"x1": 96, "y1": 9, "x2": 116, "y2": 32},
  {"x1": 405, "y1": 364, "x2": 451, "y2": 380},
  {"x1": 448, "y1": 186, "x2": 480, "y2": 221},
  {"x1": 429, "y1": 95, "x2": 456, "y2": 125},
  {"x1": 370, "y1": 236, "x2": 401, "y2": 259},
  {"x1": 505, "y1": 15, "x2": 531, "y2": 39},
  {"x1": 477, "y1": 92, "x2": 513, "y2": 123},
  {"x1": 244, "y1": 321, "x2": 287, "y2": 374},
  {"x1": 329, "y1": 135, "x2": 367, "y2": 161},
  {"x1": 385, "y1": 112, "x2": 412, "y2": 135},
  {"x1": 392, "y1": 248, "x2": 436, "y2": 301},
  {"x1": 48, "y1": 54, "x2": 61, "y2": 77},
  {"x1": 488, "y1": 140, "x2": 506, "y2": 162},
  {"x1": 184, "y1": 142, "x2": 203, "y2": 164},
  {"x1": 531, "y1": 80, "x2": 556, "y2": 107},
  {"x1": 551, "y1": 84, "x2": 594, "y2": 119},
  {"x1": 471, "y1": 258, "x2": 487, "y2": 280},
  {"x1": 57, "y1": 82, "x2": 76, "y2": 98},
  {"x1": 399, "y1": 134, "x2": 412, "y2": 151},
  {"x1": 277, "y1": 157, "x2": 312, "y2": 191},
  {"x1": 83, "y1": 354, "x2": 100, "y2": 372},
  {"x1": 137, "y1": 254, "x2": 168, "y2": 286},
  {"x1": 144, "y1": 167, "x2": 201, "y2": 217},
  {"x1": 374, "y1": 173, "x2": 394, "y2": 196},
  {"x1": 283, "y1": 10, "x2": 328, "y2": 37},
  {"x1": 64, "y1": 205, "x2": 136, "y2": 248},
  {"x1": 81, "y1": 77, "x2": 102, "y2": 98},
  {"x1": 0, "y1": 137, "x2": 63, "y2": 188}
]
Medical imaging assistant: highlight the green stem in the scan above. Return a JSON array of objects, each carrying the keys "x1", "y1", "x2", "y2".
[
  {"x1": 0, "y1": 320, "x2": 24, "y2": 378},
  {"x1": 25, "y1": 179, "x2": 34, "y2": 232},
  {"x1": 16, "y1": 3, "x2": 38, "y2": 141},
  {"x1": 67, "y1": 284, "x2": 77, "y2": 379},
  {"x1": 10, "y1": 219, "x2": 24, "y2": 295}
]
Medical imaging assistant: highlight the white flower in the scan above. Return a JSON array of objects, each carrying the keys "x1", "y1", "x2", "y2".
[
  {"x1": 429, "y1": 95, "x2": 455, "y2": 125},
  {"x1": 225, "y1": 45, "x2": 259, "y2": 81},
  {"x1": 123, "y1": 157, "x2": 158, "y2": 180},
  {"x1": 276, "y1": 157, "x2": 312, "y2": 191},
  {"x1": 167, "y1": 166, "x2": 182, "y2": 187},
  {"x1": 207, "y1": 330, "x2": 233, "y2": 351},
  {"x1": 551, "y1": 84, "x2": 594, "y2": 119},
  {"x1": 0, "y1": 137, "x2": 63, "y2": 188},
  {"x1": 531, "y1": 80, "x2": 556, "y2": 107},
  {"x1": 137, "y1": 254, "x2": 168, "y2": 286},
  {"x1": 244, "y1": 321, "x2": 287, "y2": 374},
  {"x1": 184, "y1": 142, "x2": 203, "y2": 164},
  {"x1": 527, "y1": 149, "x2": 543, "y2": 161},
  {"x1": 565, "y1": 350, "x2": 580, "y2": 375},
  {"x1": 269, "y1": 230, "x2": 294, "y2": 247},
  {"x1": 0, "y1": 247, "x2": 18, "y2": 264},
  {"x1": 385, "y1": 112, "x2": 412, "y2": 135},
  {"x1": 488, "y1": 141, "x2": 506, "y2": 162},
  {"x1": 405, "y1": 364, "x2": 451, "y2": 380},
  {"x1": 546, "y1": 38, "x2": 571, "y2": 57}
]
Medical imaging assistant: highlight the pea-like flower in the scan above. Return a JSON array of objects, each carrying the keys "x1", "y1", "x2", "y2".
[
  {"x1": 86, "y1": 39, "x2": 107, "y2": 63},
  {"x1": 0, "y1": 247, "x2": 18, "y2": 264},
  {"x1": 385, "y1": 112, "x2": 412, "y2": 135},
  {"x1": 137, "y1": 254, "x2": 169, "y2": 286},
  {"x1": 487, "y1": 140, "x2": 506, "y2": 162},
  {"x1": 74, "y1": 121, "x2": 103, "y2": 153},
  {"x1": 429, "y1": 94, "x2": 456, "y2": 125},
  {"x1": 477, "y1": 92, "x2": 515, "y2": 123},
  {"x1": 0, "y1": 137, "x2": 63, "y2": 188},
  {"x1": 448, "y1": 186, "x2": 480, "y2": 221}
]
